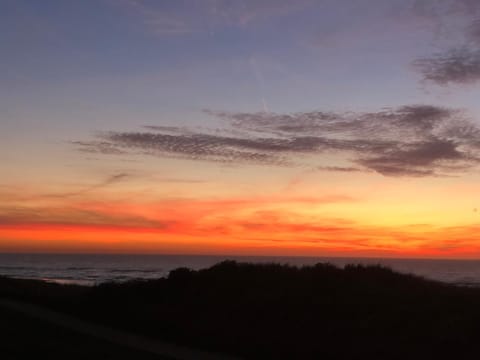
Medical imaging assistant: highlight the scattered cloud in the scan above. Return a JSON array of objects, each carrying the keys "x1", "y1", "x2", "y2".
[
  {"x1": 0, "y1": 205, "x2": 168, "y2": 229},
  {"x1": 75, "y1": 104, "x2": 480, "y2": 177},
  {"x1": 414, "y1": 47, "x2": 480, "y2": 85},
  {"x1": 410, "y1": 0, "x2": 480, "y2": 85}
]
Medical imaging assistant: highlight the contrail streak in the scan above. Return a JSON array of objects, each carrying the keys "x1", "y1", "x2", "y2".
[{"x1": 249, "y1": 56, "x2": 270, "y2": 113}]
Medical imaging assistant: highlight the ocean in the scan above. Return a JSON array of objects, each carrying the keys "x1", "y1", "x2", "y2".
[{"x1": 1, "y1": 253, "x2": 480, "y2": 287}]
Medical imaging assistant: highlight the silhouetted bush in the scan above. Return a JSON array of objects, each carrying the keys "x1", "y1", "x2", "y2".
[{"x1": 1, "y1": 261, "x2": 480, "y2": 359}]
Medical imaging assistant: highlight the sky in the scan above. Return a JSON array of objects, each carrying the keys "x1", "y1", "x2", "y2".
[{"x1": 3, "y1": 0, "x2": 480, "y2": 257}]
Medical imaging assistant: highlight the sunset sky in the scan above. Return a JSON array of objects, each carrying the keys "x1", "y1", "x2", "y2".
[{"x1": 3, "y1": 0, "x2": 480, "y2": 257}]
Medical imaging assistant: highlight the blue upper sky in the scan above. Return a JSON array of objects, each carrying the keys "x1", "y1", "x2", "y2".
[
  {"x1": 3, "y1": 0, "x2": 480, "y2": 181},
  {"x1": 3, "y1": 0, "x2": 479, "y2": 121}
]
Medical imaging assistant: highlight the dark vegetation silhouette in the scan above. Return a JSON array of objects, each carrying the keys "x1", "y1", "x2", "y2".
[
  {"x1": 0, "y1": 306, "x2": 164, "y2": 359},
  {"x1": 2, "y1": 261, "x2": 480, "y2": 359}
]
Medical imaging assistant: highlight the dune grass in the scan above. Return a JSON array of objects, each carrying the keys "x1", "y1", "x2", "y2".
[{"x1": 1, "y1": 261, "x2": 480, "y2": 359}]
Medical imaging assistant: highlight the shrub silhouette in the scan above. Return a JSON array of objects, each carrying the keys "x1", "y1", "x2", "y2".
[{"x1": 1, "y1": 261, "x2": 480, "y2": 359}]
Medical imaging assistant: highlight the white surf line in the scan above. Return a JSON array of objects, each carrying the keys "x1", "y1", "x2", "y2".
[{"x1": 0, "y1": 298, "x2": 240, "y2": 360}]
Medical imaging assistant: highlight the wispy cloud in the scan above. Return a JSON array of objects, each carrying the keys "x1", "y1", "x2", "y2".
[
  {"x1": 75, "y1": 104, "x2": 480, "y2": 177},
  {"x1": 0, "y1": 193, "x2": 355, "y2": 237},
  {"x1": 44, "y1": 173, "x2": 130, "y2": 199},
  {"x1": 0, "y1": 205, "x2": 168, "y2": 229},
  {"x1": 207, "y1": 0, "x2": 314, "y2": 26},
  {"x1": 0, "y1": 174, "x2": 131, "y2": 203},
  {"x1": 411, "y1": 0, "x2": 480, "y2": 85},
  {"x1": 410, "y1": 0, "x2": 480, "y2": 26},
  {"x1": 3, "y1": 191, "x2": 480, "y2": 255},
  {"x1": 72, "y1": 141, "x2": 128, "y2": 155},
  {"x1": 114, "y1": 0, "x2": 314, "y2": 36},
  {"x1": 316, "y1": 166, "x2": 365, "y2": 173},
  {"x1": 466, "y1": 18, "x2": 480, "y2": 44},
  {"x1": 116, "y1": 0, "x2": 192, "y2": 34},
  {"x1": 414, "y1": 47, "x2": 480, "y2": 85}
]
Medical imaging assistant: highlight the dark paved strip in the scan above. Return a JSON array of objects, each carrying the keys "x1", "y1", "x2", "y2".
[{"x1": 0, "y1": 298, "x2": 239, "y2": 360}]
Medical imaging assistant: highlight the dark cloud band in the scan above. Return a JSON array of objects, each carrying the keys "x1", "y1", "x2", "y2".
[{"x1": 75, "y1": 105, "x2": 480, "y2": 177}]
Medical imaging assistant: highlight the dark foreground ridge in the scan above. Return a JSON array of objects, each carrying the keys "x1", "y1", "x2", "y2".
[{"x1": 1, "y1": 261, "x2": 480, "y2": 359}]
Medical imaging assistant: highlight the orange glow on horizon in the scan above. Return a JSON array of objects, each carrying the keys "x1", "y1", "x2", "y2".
[
  {"x1": 2, "y1": 178, "x2": 480, "y2": 259},
  {"x1": 2, "y1": 208, "x2": 480, "y2": 258}
]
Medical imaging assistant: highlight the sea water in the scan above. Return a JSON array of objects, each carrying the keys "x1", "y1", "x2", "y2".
[{"x1": 1, "y1": 253, "x2": 480, "y2": 287}]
